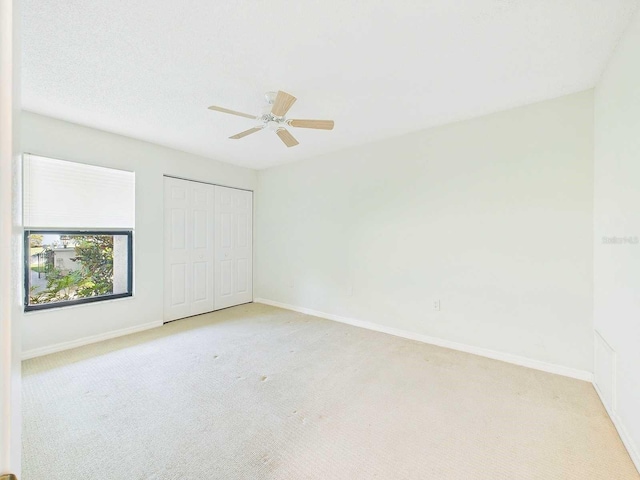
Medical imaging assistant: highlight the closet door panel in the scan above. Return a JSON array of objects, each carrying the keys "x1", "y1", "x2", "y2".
[
  {"x1": 164, "y1": 177, "x2": 215, "y2": 321},
  {"x1": 164, "y1": 178, "x2": 191, "y2": 321},
  {"x1": 189, "y1": 182, "x2": 215, "y2": 316},
  {"x1": 215, "y1": 186, "x2": 253, "y2": 309}
]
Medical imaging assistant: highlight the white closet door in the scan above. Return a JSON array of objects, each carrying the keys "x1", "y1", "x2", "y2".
[
  {"x1": 164, "y1": 177, "x2": 215, "y2": 321},
  {"x1": 215, "y1": 186, "x2": 253, "y2": 309}
]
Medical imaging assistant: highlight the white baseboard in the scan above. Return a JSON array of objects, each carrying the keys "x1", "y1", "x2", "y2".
[
  {"x1": 593, "y1": 383, "x2": 640, "y2": 473},
  {"x1": 22, "y1": 320, "x2": 164, "y2": 360},
  {"x1": 254, "y1": 298, "x2": 593, "y2": 382}
]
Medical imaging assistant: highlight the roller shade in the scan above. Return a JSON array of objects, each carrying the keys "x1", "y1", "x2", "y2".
[{"x1": 23, "y1": 154, "x2": 135, "y2": 228}]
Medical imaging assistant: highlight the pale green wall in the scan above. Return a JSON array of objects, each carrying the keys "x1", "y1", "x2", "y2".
[
  {"x1": 256, "y1": 90, "x2": 594, "y2": 372},
  {"x1": 594, "y1": 6, "x2": 640, "y2": 468}
]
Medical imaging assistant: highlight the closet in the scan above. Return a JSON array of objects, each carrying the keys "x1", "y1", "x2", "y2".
[{"x1": 163, "y1": 176, "x2": 253, "y2": 322}]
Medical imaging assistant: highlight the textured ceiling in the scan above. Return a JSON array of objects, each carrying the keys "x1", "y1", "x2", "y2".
[{"x1": 23, "y1": 0, "x2": 639, "y2": 169}]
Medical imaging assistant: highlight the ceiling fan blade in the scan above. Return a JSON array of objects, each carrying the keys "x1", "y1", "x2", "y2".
[
  {"x1": 229, "y1": 126, "x2": 264, "y2": 139},
  {"x1": 208, "y1": 105, "x2": 256, "y2": 119},
  {"x1": 276, "y1": 128, "x2": 299, "y2": 148},
  {"x1": 287, "y1": 119, "x2": 335, "y2": 130},
  {"x1": 271, "y1": 91, "x2": 297, "y2": 117}
]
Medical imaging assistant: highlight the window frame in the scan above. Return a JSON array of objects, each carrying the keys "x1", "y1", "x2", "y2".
[{"x1": 24, "y1": 229, "x2": 133, "y2": 312}]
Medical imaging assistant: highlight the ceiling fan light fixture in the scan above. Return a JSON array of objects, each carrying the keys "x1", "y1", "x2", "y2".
[
  {"x1": 264, "y1": 91, "x2": 278, "y2": 105},
  {"x1": 267, "y1": 120, "x2": 282, "y2": 131},
  {"x1": 208, "y1": 90, "x2": 334, "y2": 148}
]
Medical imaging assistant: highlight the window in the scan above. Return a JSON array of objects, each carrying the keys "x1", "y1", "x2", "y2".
[
  {"x1": 23, "y1": 154, "x2": 135, "y2": 311},
  {"x1": 25, "y1": 231, "x2": 132, "y2": 311}
]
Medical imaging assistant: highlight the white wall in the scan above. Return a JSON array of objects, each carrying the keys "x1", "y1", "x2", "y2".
[
  {"x1": 21, "y1": 112, "x2": 257, "y2": 354},
  {"x1": 1, "y1": 0, "x2": 22, "y2": 474},
  {"x1": 594, "y1": 7, "x2": 640, "y2": 469},
  {"x1": 256, "y1": 90, "x2": 594, "y2": 373}
]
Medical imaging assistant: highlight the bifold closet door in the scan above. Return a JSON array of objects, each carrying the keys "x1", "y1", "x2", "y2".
[
  {"x1": 164, "y1": 177, "x2": 215, "y2": 321},
  {"x1": 214, "y1": 186, "x2": 253, "y2": 309}
]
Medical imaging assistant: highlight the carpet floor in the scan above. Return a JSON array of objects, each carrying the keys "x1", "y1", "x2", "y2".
[{"x1": 22, "y1": 303, "x2": 639, "y2": 479}]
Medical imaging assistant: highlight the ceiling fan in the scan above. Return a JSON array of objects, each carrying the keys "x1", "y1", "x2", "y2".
[{"x1": 208, "y1": 91, "x2": 334, "y2": 148}]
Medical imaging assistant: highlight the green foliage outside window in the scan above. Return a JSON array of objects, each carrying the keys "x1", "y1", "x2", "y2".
[{"x1": 28, "y1": 235, "x2": 115, "y2": 305}]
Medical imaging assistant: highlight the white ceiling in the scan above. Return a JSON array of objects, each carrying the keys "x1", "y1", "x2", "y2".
[{"x1": 23, "y1": 0, "x2": 639, "y2": 169}]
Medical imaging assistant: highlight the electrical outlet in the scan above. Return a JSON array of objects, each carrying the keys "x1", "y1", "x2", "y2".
[{"x1": 433, "y1": 300, "x2": 441, "y2": 311}]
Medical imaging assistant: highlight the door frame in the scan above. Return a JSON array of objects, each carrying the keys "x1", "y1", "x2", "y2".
[
  {"x1": 162, "y1": 174, "x2": 255, "y2": 319},
  {"x1": 0, "y1": 0, "x2": 22, "y2": 476},
  {"x1": 163, "y1": 175, "x2": 254, "y2": 192}
]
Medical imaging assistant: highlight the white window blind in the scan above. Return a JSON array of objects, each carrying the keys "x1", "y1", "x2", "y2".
[{"x1": 23, "y1": 154, "x2": 135, "y2": 228}]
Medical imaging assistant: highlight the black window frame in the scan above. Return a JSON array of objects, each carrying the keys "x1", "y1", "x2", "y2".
[{"x1": 24, "y1": 229, "x2": 133, "y2": 312}]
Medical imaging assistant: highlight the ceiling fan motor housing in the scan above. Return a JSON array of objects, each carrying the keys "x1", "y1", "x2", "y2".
[{"x1": 267, "y1": 120, "x2": 283, "y2": 131}]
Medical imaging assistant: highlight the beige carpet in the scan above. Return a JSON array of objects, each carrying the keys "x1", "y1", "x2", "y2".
[{"x1": 23, "y1": 303, "x2": 639, "y2": 480}]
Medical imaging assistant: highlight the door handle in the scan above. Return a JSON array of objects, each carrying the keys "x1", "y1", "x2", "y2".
[{"x1": 1, "y1": 474, "x2": 18, "y2": 480}]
